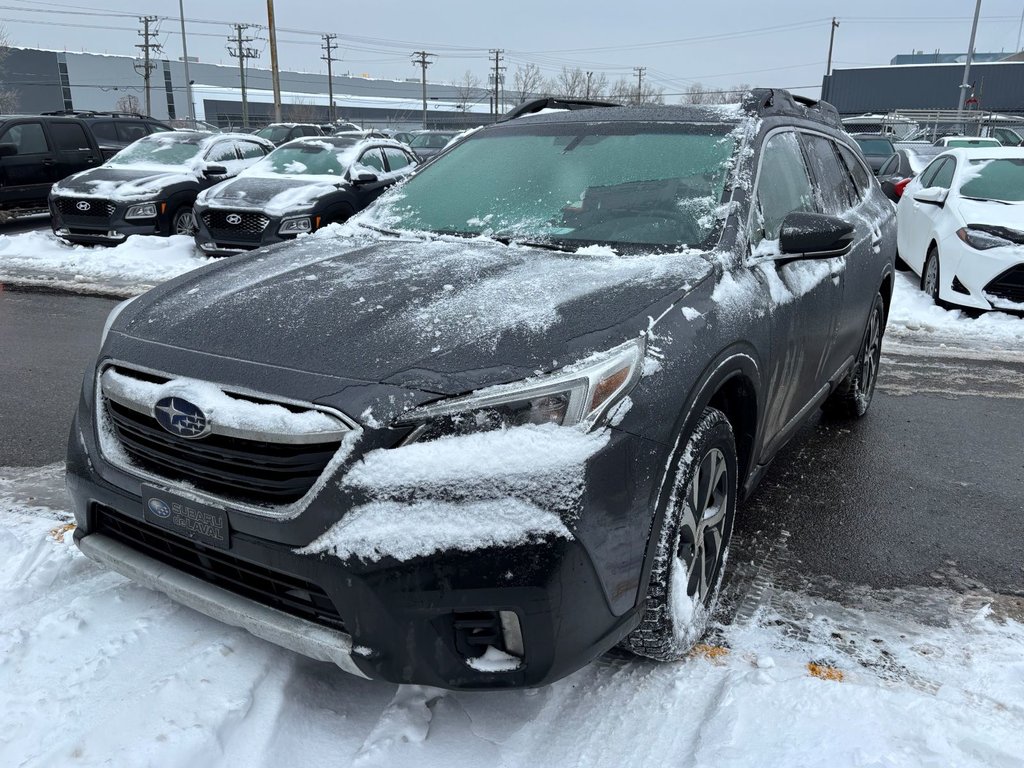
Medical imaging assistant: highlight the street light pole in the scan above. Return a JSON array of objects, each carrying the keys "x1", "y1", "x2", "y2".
[
  {"x1": 826, "y1": 17, "x2": 840, "y2": 77},
  {"x1": 956, "y1": 0, "x2": 983, "y2": 121},
  {"x1": 266, "y1": 0, "x2": 282, "y2": 122},
  {"x1": 178, "y1": 0, "x2": 195, "y2": 124}
]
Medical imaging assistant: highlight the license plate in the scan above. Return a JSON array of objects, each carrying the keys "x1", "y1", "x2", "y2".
[{"x1": 141, "y1": 485, "x2": 231, "y2": 549}]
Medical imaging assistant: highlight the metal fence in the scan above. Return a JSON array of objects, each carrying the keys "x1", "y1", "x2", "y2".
[{"x1": 841, "y1": 109, "x2": 1024, "y2": 144}]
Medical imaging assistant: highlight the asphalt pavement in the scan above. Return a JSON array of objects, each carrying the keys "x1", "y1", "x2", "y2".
[{"x1": 2, "y1": 287, "x2": 1021, "y2": 598}]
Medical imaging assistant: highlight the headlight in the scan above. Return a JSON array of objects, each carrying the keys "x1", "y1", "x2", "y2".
[
  {"x1": 125, "y1": 203, "x2": 158, "y2": 219},
  {"x1": 399, "y1": 338, "x2": 644, "y2": 443},
  {"x1": 279, "y1": 216, "x2": 313, "y2": 235},
  {"x1": 956, "y1": 226, "x2": 1021, "y2": 251},
  {"x1": 99, "y1": 296, "x2": 139, "y2": 351}
]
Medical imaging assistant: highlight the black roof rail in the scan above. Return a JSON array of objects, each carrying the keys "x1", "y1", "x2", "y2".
[
  {"x1": 741, "y1": 88, "x2": 842, "y2": 129},
  {"x1": 500, "y1": 97, "x2": 621, "y2": 122},
  {"x1": 39, "y1": 109, "x2": 152, "y2": 120}
]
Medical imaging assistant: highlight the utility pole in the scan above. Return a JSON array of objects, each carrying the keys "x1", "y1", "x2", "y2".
[
  {"x1": 412, "y1": 51, "x2": 434, "y2": 129},
  {"x1": 322, "y1": 34, "x2": 339, "y2": 123},
  {"x1": 957, "y1": 0, "x2": 983, "y2": 122},
  {"x1": 177, "y1": 0, "x2": 195, "y2": 124},
  {"x1": 489, "y1": 49, "x2": 504, "y2": 120},
  {"x1": 585, "y1": 70, "x2": 593, "y2": 99},
  {"x1": 266, "y1": 0, "x2": 282, "y2": 122},
  {"x1": 826, "y1": 17, "x2": 840, "y2": 77},
  {"x1": 633, "y1": 66, "x2": 646, "y2": 105},
  {"x1": 133, "y1": 16, "x2": 162, "y2": 117},
  {"x1": 227, "y1": 24, "x2": 259, "y2": 129}
]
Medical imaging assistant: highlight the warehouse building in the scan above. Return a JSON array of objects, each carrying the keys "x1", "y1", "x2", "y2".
[{"x1": 0, "y1": 46, "x2": 492, "y2": 129}]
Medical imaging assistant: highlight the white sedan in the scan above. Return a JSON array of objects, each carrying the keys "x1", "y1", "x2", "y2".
[{"x1": 896, "y1": 147, "x2": 1024, "y2": 311}]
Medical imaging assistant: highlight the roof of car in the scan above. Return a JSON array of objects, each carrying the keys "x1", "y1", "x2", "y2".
[
  {"x1": 939, "y1": 146, "x2": 1024, "y2": 160},
  {"x1": 279, "y1": 136, "x2": 411, "y2": 151}
]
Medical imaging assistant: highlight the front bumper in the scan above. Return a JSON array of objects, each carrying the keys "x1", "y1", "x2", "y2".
[
  {"x1": 937, "y1": 234, "x2": 1024, "y2": 311},
  {"x1": 193, "y1": 207, "x2": 297, "y2": 255},
  {"x1": 50, "y1": 197, "x2": 164, "y2": 244},
  {"x1": 66, "y1": 367, "x2": 657, "y2": 689}
]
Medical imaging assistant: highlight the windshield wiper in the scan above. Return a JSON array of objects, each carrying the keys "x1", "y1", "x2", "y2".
[
  {"x1": 961, "y1": 195, "x2": 1014, "y2": 205},
  {"x1": 490, "y1": 235, "x2": 576, "y2": 252}
]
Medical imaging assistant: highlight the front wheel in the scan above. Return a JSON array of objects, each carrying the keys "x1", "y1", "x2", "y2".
[
  {"x1": 621, "y1": 408, "x2": 737, "y2": 661},
  {"x1": 823, "y1": 292, "x2": 885, "y2": 419},
  {"x1": 922, "y1": 247, "x2": 941, "y2": 303},
  {"x1": 171, "y1": 206, "x2": 198, "y2": 237}
]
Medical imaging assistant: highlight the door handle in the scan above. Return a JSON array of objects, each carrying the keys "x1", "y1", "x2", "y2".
[{"x1": 42, "y1": 159, "x2": 56, "y2": 166}]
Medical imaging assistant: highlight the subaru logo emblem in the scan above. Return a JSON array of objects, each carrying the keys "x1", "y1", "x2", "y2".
[
  {"x1": 225, "y1": 213, "x2": 242, "y2": 225},
  {"x1": 153, "y1": 396, "x2": 211, "y2": 439},
  {"x1": 147, "y1": 498, "x2": 172, "y2": 518},
  {"x1": 76, "y1": 200, "x2": 91, "y2": 211}
]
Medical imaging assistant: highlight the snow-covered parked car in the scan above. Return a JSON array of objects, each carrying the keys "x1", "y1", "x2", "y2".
[
  {"x1": 66, "y1": 90, "x2": 896, "y2": 690},
  {"x1": 896, "y1": 147, "x2": 1024, "y2": 311},
  {"x1": 49, "y1": 131, "x2": 274, "y2": 244},
  {"x1": 192, "y1": 137, "x2": 418, "y2": 255}
]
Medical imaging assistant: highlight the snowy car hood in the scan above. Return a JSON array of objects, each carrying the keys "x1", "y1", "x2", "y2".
[
  {"x1": 955, "y1": 196, "x2": 1024, "y2": 228},
  {"x1": 200, "y1": 175, "x2": 341, "y2": 213},
  {"x1": 53, "y1": 166, "x2": 197, "y2": 201},
  {"x1": 113, "y1": 230, "x2": 713, "y2": 393}
]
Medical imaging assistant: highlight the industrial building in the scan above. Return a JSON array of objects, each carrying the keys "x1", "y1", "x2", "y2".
[{"x1": 0, "y1": 46, "x2": 492, "y2": 129}]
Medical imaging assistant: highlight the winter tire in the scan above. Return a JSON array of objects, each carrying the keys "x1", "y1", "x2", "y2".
[
  {"x1": 922, "y1": 247, "x2": 940, "y2": 303},
  {"x1": 622, "y1": 407, "x2": 737, "y2": 661},
  {"x1": 172, "y1": 206, "x2": 198, "y2": 236},
  {"x1": 823, "y1": 292, "x2": 885, "y2": 419}
]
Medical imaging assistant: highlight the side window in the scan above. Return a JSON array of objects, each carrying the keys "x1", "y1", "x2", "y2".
[
  {"x1": 878, "y1": 155, "x2": 898, "y2": 176},
  {"x1": 90, "y1": 121, "x2": 118, "y2": 143},
  {"x1": 49, "y1": 122, "x2": 91, "y2": 151},
  {"x1": 116, "y1": 122, "x2": 149, "y2": 144},
  {"x1": 752, "y1": 131, "x2": 814, "y2": 244},
  {"x1": 801, "y1": 134, "x2": 855, "y2": 214},
  {"x1": 236, "y1": 141, "x2": 267, "y2": 159},
  {"x1": 836, "y1": 143, "x2": 871, "y2": 198},
  {"x1": 917, "y1": 158, "x2": 946, "y2": 188},
  {"x1": 356, "y1": 148, "x2": 385, "y2": 172},
  {"x1": 930, "y1": 158, "x2": 956, "y2": 190},
  {"x1": 0, "y1": 122, "x2": 50, "y2": 154},
  {"x1": 205, "y1": 141, "x2": 239, "y2": 163},
  {"x1": 300, "y1": 126, "x2": 320, "y2": 136},
  {"x1": 382, "y1": 147, "x2": 411, "y2": 172},
  {"x1": 147, "y1": 123, "x2": 172, "y2": 133}
]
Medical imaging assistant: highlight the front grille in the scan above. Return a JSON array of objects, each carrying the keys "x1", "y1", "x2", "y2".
[
  {"x1": 56, "y1": 197, "x2": 115, "y2": 218},
  {"x1": 100, "y1": 366, "x2": 347, "y2": 507},
  {"x1": 93, "y1": 504, "x2": 346, "y2": 632},
  {"x1": 984, "y1": 265, "x2": 1024, "y2": 305},
  {"x1": 202, "y1": 210, "x2": 270, "y2": 243}
]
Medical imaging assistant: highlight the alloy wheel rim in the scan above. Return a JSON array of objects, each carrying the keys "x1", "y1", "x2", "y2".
[
  {"x1": 857, "y1": 307, "x2": 882, "y2": 398},
  {"x1": 676, "y1": 447, "x2": 730, "y2": 603},
  {"x1": 176, "y1": 210, "x2": 197, "y2": 235},
  {"x1": 924, "y1": 256, "x2": 938, "y2": 298}
]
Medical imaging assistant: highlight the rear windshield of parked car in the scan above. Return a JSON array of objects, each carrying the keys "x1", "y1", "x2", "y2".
[
  {"x1": 377, "y1": 121, "x2": 738, "y2": 251},
  {"x1": 855, "y1": 138, "x2": 894, "y2": 155}
]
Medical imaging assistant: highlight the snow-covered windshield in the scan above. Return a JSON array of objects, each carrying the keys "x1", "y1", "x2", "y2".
[
  {"x1": 109, "y1": 134, "x2": 204, "y2": 168},
  {"x1": 377, "y1": 122, "x2": 738, "y2": 250},
  {"x1": 960, "y1": 158, "x2": 1024, "y2": 202},
  {"x1": 248, "y1": 142, "x2": 357, "y2": 177}
]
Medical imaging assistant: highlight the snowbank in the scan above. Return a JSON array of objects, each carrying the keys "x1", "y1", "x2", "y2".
[{"x1": 0, "y1": 231, "x2": 211, "y2": 296}]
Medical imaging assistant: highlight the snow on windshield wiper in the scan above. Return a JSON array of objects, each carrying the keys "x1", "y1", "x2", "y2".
[
  {"x1": 490, "y1": 235, "x2": 576, "y2": 252},
  {"x1": 961, "y1": 195, "x2": 1014, "y2": 205}
]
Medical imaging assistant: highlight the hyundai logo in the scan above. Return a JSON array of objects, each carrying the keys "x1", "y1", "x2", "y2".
[
  {"x1": 225, "y1": 213, "x2": 242, "y2": 225},
  {"x1": 153, "y1": 396, "x2": 211, "y2": 439},
  {"x1": 147, "y1": 497, "x2": 172, "y2": 518},
  {"x1": 76, "y1": 200, "x2": 91, "y2": 211}
]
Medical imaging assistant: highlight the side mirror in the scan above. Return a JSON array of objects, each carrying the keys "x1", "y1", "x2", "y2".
[
  {"x1": 352, "y1": 172, "x2": 378, "y2": 185},
  {"x1": 203, "y1": 164, "x2": 228, "y2": 177},
  {"x1": 0, "y1": 143, "x2": 17, "y2": 158},
  {"x1": 912, "y1": 187, "x2": 947, "y2": 207},
  {"x1": 777, "y1": 211, "x2": 854, "y2": 261}
]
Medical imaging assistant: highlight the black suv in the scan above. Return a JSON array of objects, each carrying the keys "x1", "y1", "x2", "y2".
[
  {"x1": 0, "y1": 112, "x2": 172, "y2": 218},
  {"x1": 67, "y1": 90, "x2": 896, "y2": 690}
]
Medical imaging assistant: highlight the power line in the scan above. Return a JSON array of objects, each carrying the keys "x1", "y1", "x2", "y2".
[
  {"x1": 489, "y1": 49, "x2": 504, "y2": 120},
  {"x1": 322, "y1": 33, "x2": 338, "y2": 122},
  {"x1": 412, "y1": 50, "x2": 434, "y2": 129},
  {"x1": 633, "y1": 65, "x2": 646, "y2": 105}
]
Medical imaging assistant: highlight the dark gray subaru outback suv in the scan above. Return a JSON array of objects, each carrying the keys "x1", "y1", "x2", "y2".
[{"x1": 67, "y1": 90, "x2": 895, "y2": 689}]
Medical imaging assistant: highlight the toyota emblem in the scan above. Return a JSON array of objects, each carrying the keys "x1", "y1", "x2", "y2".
[
  {"x1": 225, "y1": 213, "x2": 242, "y2": 225},
  {"x1": 76, "y1": 200, "x2": 91, "y2": 211}
]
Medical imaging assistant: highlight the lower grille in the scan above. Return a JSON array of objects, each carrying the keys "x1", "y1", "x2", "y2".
[
  {"x1": 93, "y1": 504, "x2": 346, "y2": 632},
  {"x1": 202, "y1": 210, "x2": 270, "y2": 243},
  {"x1": 984, "y1": 265, "x2": 1024, "y2": 305},
  {"x1": 56, "y1": 197, "x2": 115, "y2": 218}
]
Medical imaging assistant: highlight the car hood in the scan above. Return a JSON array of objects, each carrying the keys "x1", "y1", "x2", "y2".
[
  {"x1": 955, "y1": 196, "x2": 1024, "y2": 228},
  {"x1": 113, "y1": 230, "x2": 713, "y2": 394},
  {"x1": 53, "y1": 165, "x2": 197, "y2": 200},
  {"x1": 199, "y1": 175, "x2": 341, "y2": 213}
]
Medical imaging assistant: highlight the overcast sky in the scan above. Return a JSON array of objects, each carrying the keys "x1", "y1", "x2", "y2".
[{"x1": 4, "y1": 0, "x2": 1024, "y2": 98}]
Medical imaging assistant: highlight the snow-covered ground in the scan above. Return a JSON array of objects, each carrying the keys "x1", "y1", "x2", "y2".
[
  {"x1": 1, "y1": 465, "x2": 1021, "y2": 768},
  {"x1": 1, "y1": 230, "x2": 1021, "y2": 354}
]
